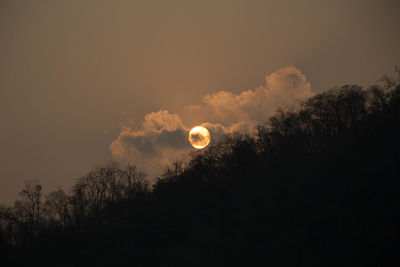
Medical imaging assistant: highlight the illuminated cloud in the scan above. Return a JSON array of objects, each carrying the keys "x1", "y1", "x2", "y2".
[
  {"x1": 109, "y1": 110, "x2": 190, "y2": 175},
  {"x1": 109, "y1": 66, "x2": 314, "y2": 175},
  {"x1": 182, "y1": 65, "x2": 313, "y2": 128}
]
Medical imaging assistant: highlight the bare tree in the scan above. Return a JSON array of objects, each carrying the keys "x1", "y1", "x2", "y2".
[
  {"x1": 71, "y1": 162, "x2": 124, "y2": 223},
  {"x1": 121, "y1": 163, "x2": 148, "y2": 199},
  {"x1": 15, "y1": 179, "x2": 42, "y2": 235},
  {"x1": 43, "y1": 189, "x2": 70, "y2": 227}
]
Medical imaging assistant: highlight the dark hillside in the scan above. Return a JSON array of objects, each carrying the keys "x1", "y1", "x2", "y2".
[{"x1": 1, "y1": 76, "x2": 399, "y2": 266}]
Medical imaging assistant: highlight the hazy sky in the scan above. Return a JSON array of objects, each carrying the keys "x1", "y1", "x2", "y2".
[{"x1": 1, "y1": 0, "x2": 399, "y2": 204}]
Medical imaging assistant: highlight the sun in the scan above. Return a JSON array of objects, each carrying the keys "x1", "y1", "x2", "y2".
[{"x1": 189, "y1": 126, "x2": 211, "y2": 149}]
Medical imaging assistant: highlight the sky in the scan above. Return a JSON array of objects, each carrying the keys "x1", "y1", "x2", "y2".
[{"x1": 1, "y1": 0, "x2": 399, "y2": 204}]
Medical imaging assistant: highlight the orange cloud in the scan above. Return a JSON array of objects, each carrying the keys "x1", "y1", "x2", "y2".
[
  {"x1": 183, "y1": 66, "x2": 313, "y2": 127},
  {"x1": 109, "y1": 66, "x2": 314, "y2": 176}
]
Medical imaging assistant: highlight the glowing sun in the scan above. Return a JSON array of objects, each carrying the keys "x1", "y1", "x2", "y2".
[{"x1": 189, "y1": 126, "x2": 211, "y2": 149}]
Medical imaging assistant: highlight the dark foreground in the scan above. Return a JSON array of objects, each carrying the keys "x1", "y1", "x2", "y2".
[{"x1": 1, "y1": 78, "x2": 400, "y2": 266}]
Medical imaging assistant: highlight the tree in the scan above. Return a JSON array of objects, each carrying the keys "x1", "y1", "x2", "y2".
[
  {"x1": 121, "y1": 163, "x2": 149, "y2": 199},
  {"x1": 43, "y1": 189, "x2": 70, "y2": 227},
  {"x1": 14, "y1": 179, "x2": 42, "y2": 235}
]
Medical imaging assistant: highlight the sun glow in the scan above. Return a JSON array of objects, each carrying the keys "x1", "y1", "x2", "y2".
[{"x1": 189, "y1": 126, "x2": 211, "y2": 149}]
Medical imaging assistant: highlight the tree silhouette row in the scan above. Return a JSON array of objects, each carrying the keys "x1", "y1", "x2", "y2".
[{"x1": 1, "y1": 72, "x2": 399, "y2": 266}]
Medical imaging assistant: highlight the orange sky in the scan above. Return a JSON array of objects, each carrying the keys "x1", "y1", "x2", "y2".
[{"x1": 1, "y1": 0, "x2": 399, "y2": 204}]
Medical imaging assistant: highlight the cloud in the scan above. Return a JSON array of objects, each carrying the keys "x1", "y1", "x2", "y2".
[
  {"x1": 109, "y1": 66, "x2": 314, "y2": 176},
  {"x1": 142, "y1": 110, "x2": 184, "y2": 132},
  {"x1": 109, "y1": 110, "x2": 191, "y2": 175},
  {"x1": 190, "y1": 132, "x2": 203, "y2": 143},
  {"x1": 182, "y1": 65, "x2": 313, "y2": 128}
]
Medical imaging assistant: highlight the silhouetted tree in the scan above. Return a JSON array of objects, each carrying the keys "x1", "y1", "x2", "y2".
[
  {"x1": 1, "y1": 71, "x2": 400, "y2": 267},
  {"x1": 43, "y1": 189, "x2": 70, "y2": 227}
]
